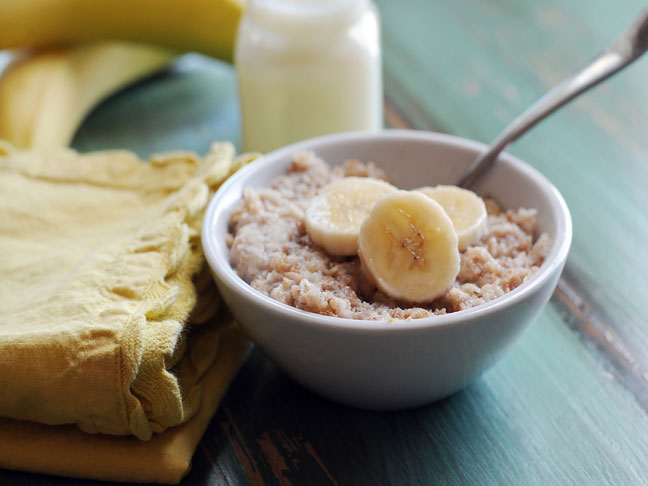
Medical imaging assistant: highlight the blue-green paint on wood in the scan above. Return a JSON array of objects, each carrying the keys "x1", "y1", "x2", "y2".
[
  {"x1": 0, "y1": 1, "x2": 641, "y2": 485},
  {"x1": 377, "y1": 0, "x2": 648, "y2": 374}
]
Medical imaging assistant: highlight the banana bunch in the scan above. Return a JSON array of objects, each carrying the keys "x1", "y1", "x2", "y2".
[
  {"x1": 0, "y1": 0, "x2": 245, "y2": 149},
  {"x1": 305, "y1": 179, "x2": 488, "y2": 303}
]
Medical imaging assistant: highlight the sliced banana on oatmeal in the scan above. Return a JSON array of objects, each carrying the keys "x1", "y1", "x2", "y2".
[
  {"x1": 305, "y1": 177, "x2": 397, "y2": 256},
  {"x1": 415, "y1": 185, "x2": 488, "y2": 250},
  {"x1": 358, "y1": 191, "x2": 460, "y2": 303}
]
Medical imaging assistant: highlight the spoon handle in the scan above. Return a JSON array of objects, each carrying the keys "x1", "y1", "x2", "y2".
[{"x1": 458, "y1": 8, "x2": 648, "y2": 188}]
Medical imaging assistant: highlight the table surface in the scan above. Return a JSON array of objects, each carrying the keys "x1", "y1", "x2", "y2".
[{"x1": 4, "y1": 0, "x2": 648, "y2": 484}]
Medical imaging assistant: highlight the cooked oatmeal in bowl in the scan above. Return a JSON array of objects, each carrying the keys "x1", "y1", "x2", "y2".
[
  {"x1": 201, "y1": 130, "x2": 571, "y2": 409},
  {"x1": 227, "y1": 151, "x2": 551, "y2": 321}
]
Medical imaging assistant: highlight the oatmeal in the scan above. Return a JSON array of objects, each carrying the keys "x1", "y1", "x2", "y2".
[{"x1": 228, "y1": 152, "x2": 550, "y2": 321}]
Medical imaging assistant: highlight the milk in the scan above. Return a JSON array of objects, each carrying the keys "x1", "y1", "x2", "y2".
[{"x1": 235, "y1": 0, "x2": 382, "y2": 153}]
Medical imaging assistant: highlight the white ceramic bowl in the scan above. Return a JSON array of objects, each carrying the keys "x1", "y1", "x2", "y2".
[{"x1": 202, "y1": 130, "x2": 572, "y2": 409}]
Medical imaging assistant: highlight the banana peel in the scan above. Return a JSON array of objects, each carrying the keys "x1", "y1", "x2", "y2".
[
  {"x1": 0, "y1": 0, "x2": 245, "y2": 62},
  {"x1": 0, "y1": 43, "x2": 177, "y2": 149},
  {"x1": 0, "y1": 0, "x2": 246, "y2": 149}
]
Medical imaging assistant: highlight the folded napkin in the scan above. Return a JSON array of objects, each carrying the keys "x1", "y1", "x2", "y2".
[{"x1": 0, "y1": 141, "x2": 253, "y2": 483}]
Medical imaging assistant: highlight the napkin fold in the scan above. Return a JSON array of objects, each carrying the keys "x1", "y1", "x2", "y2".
[
  {"x1": 0, "y1": 323, "x2": 248, "y2": 484},
  {"x1": 0, "y1": 141, "x2": 252, "y2": 483}
]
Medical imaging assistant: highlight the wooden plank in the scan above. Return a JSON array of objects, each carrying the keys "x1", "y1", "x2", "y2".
[
  {"x1": 378, "y1": 0, "x2": 648, "y2": 407},
  {"x1": 3, "y1": 311, "x2": 648, "y2": 485},
  {"x1": 187, "y1": 308, "x2": 648, "y2": 486},
  {"x1": 2, "y1": 2, "x2": 647, "y2": 484},
  {"x1": 555, "y1": 269, "x2": 648, "y2": 411},
  {"x1": 386, "y1": 82, "x2": 648, "y2": 413}
]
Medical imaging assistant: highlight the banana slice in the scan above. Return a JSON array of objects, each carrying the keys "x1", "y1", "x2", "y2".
[
  {"x1": 305, "y1": 177, "x2": 397, "y2": 256},
  {"x1": 358, "y1": 191, "x2": 460, "y2": 303},
  {"x1": 415, "y1": 185, "x2": 487, "y2": 250}
]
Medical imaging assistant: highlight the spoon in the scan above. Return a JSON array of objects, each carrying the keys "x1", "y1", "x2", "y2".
[{"x1": 458, "y1": 8, "x2": 648, "y2": 188}]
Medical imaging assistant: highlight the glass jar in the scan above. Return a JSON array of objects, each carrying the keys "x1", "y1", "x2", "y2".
[{"x1": 235, "y1": 0, "x2": 382, "y2": 153}]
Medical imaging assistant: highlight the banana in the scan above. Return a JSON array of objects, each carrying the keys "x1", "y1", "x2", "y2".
[
  {"x1": 358, "y1": 191, "x2": 460, "y2": 303},
  {"x1": 305, "y1": 177, "x2": 397, "y2": 256},
  {"x1": 415, "y1": 185, "x2": 487, "y2": 250},
  {"x1": 0, "y1": 43, "x2": 176, "y2": 149},
  {"x1": 0, "y1": 0, "x2": 244, "y2": 61}
]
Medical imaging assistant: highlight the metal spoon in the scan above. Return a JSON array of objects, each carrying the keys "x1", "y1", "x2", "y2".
[{"x1": 458, "y1": 8, "x2": 648, "y2": 188}]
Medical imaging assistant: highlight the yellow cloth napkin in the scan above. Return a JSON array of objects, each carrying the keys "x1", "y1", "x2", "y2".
[
  {"x1": 0, "y1": 141, "x2": 252, "y2": 483},
  {"x1": 0, "y1": 324, "x2": 248, "y2": 484}
]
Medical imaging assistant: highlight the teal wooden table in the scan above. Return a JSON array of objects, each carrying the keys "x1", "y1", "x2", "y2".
[{"x1": 4, "y1": 0, "x2": 648, "y2": 484}]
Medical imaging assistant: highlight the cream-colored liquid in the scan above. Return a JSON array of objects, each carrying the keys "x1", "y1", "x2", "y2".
[{"x1": 236, "y1": 2, "x2": 382, "y2": 153}]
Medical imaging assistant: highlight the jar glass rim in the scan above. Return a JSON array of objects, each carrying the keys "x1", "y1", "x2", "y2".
[{"x1": 248, "y1": 0, "x2": 370, "y2": 31}]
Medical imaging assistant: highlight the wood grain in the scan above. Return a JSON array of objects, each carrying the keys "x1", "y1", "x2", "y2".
[
  {"x1": 2, "y1": 1, "x2": 648, "y2": 485},
  {"x1": 554, "y1": 269, "x2": 648, "y2": 411},
  {"x1": 379, "y1": 0, "x2": 648, "y2": 407},
  {"x1": 386, "y1": 88, "x2": 648, "y2": 411},
  {"x1": 188, "y1": 334, "x2": 648, "y2": 486}
]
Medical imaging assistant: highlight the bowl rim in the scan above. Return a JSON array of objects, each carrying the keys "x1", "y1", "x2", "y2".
[{"x1": 202, "y1": 129, "x2": 572, "y2": 333}]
